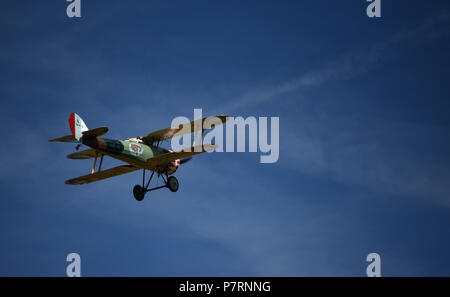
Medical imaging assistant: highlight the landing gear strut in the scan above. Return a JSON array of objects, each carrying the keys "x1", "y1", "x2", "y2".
[{"x1": 133, "y1": 170, "x2": 179, "y2": 201}]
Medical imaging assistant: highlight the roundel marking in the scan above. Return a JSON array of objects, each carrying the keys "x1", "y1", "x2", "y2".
[{"x1": 129, "y1": 142, "x2": 143, "y2": 156}]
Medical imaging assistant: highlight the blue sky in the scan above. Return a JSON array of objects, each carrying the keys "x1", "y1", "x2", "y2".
[{"x1": 1, "y1": 0, "x2": 450, "y2": 276}]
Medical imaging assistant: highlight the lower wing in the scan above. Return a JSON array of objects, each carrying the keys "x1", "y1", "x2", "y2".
[
  {"x1": 65, "y1": 165, "x2": 140, "y2": 185},
  {"x1": 65, "y1": 144, "x2": 216, "y2": 184}
]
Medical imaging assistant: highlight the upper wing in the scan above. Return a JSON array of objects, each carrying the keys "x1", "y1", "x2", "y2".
[
  {"x1": 67, "y1": 149, "x2": 98, "y2": 159},
  {"x1": 65, "y1": 165, "x2": 140, "y2": 185},
  {"x1": 139, "y1": 115, "x2": 228, "y2": 145},
  {"x1": 147, "y1": 144, "x2": 217, "y2": 168},
  {"x1": 49, "y1": 135, "x2": 77, "y2": 143}
]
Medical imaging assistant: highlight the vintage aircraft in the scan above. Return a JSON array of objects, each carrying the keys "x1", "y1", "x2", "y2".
[{"x1": 49, "y1": 113, "x2": 228, "y2": 201}]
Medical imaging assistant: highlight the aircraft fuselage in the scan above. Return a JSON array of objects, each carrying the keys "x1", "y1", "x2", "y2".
[{"x1": 82, "y1": 136, "x2": 168, "y2": 163}]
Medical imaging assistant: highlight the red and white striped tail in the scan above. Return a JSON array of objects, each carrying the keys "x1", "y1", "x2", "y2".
[{"x1": 68, "y1": 112, "x2": 89, "y2": 141}]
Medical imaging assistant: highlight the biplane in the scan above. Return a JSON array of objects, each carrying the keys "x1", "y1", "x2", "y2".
[{"x1": 49, "y1": 113, "x2": 228, "y2": 201}]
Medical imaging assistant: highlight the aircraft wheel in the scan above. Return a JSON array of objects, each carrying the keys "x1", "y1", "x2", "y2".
[
  {"x1": 166, "y1": 176, "x2": 179, "y2": 192},
  {"x1": 133, "y1": 185, "x2": 145, "y2": 201}
]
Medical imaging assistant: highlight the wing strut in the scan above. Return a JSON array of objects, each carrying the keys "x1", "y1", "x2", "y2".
[
  {"x1": 98, "y1": 154, "x2": 104, "y2": 172},
  {"x1": 92, "y1": 155, "x2": 98, "y2": 174},
  {"x1": 91, "y1": 153, "x2": 104, "y2": 174},
  {"x1": 192, "y1": 128, "x2": 203, "y2": 148}
]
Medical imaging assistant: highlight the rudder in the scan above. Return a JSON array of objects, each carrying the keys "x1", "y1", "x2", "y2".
[{"x1": 68, "y1": 113, "x2": 88, "y2": 141}]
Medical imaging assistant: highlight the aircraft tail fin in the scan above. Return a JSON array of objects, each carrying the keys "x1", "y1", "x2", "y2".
[
  {"x1": 68, "y1": 112, "x2": 89, "y2": 141},
  {"x1": 49, "y1": 114, "x2": 108, "y2": 143}
]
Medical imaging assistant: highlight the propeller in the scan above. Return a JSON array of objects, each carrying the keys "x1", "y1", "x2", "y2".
[{"x1": 180, "y1": 157, "x2": 192, "y2": 164}]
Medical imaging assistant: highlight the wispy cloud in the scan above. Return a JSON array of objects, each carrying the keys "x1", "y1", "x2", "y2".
[
  {"x1": 212, "y1": 11, "x2": 450, "y2": 206},
  {"x1": 217, "y1": 10, "x2": 450, "y2": 114}
]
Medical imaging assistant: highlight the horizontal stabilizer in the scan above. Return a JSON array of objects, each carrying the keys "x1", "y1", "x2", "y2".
[
  {"x1": 67, "y1": 149, "x2": 98, "y2": 160},
  {"x1": 65, "y1": 165, "x2": 140, "y2": 185},
  {"x1": 49, "y1": 135, "x2": 77, "y2": 143},
  {"x1": 82, "y1": 126, "x2": 109, "y2": 138}
]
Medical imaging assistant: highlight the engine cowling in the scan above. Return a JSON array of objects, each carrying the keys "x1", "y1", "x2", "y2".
[{"x1": 165, "y1": 159, "x2": 180, "y2": 175}]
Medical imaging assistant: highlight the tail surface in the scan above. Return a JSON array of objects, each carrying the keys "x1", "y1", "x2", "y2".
[
  {"x1": 49, "y1": 113, "x2": 108, "y2": 143},
  {"x1": 68, "y1": 112, "x2": 89, "y2": 141}
]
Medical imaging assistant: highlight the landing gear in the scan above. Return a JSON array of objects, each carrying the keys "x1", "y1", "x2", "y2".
[
  {"x1": 167, "y1": 176, "x2": 179, "y2": 192},
  {"x1": 133, "y1": 170, "x2": 180, "y2": 201},
  {"x1": 133, "y1": 185, "x2": 145, "y2": 201}
]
